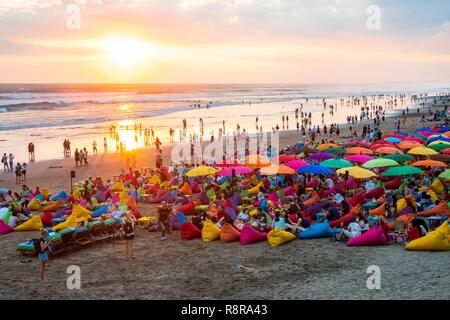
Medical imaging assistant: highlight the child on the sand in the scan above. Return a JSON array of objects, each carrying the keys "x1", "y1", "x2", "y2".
[{"x1": 38, "y1": 229, "x2": 49, "y2": 284}]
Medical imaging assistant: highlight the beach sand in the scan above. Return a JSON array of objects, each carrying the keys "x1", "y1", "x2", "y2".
[{"x1": 0, "y1": 100, "x2": 449, "y2": 300}]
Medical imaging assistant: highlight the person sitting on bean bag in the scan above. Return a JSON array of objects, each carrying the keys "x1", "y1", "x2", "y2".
[
  {"x1": 233, "y1": 210, "x2": 250, "y2": 231},
  {"x1": 337, "y1": 213, "x2": 368, "y2": 241},
  {"x1": 271, "y1": 211, "x2": 286, "y2": 231}
]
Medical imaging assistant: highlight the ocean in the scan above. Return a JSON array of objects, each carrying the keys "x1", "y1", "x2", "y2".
[{"x1": 0, "y1": 83, "x2": 449, "y2": 162}]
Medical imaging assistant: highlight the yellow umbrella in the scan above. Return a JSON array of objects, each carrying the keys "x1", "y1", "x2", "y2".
[
  {"x1": 317, "y1": 143, "x2": 339, "y2": 150},
  {"x1": 260, "y1": 164, "x2": 296, "y2": 175},
  {"x1": 336, "y1": 166, "x2": 376, "y2": 179},
  {"x1": 240, "y1": 155, "x2": 271, "y2": 169},
  {"x1": 407, "y1": 147, "x2": 438, "y2": 156},
  {"x1": 185, "y1": 165, "x2": 218, "y2": 177},
  {"x1": 428, "y1": 140, "x2": 450, "y2": 146}
]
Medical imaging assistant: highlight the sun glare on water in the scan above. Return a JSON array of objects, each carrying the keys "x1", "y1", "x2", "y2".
[{"x1": 100, "y1": 37, "x2": 157, "y2": 68}]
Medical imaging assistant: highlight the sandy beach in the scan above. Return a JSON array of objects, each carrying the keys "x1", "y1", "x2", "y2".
[{"x1": 0, "y1": 98, "x2": 449, "y2": 300}]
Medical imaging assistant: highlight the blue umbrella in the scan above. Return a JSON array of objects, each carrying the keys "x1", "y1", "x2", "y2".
[
  {"x1": 415, "y1": 127, "x2": 433, "y2": 134},
  {"x1": 428, "y1": 136, "x2": 450, "y2": 143},
  {"x1": 298, "y1": 164, "x2": 334, "y2": 175},
  {"x1": 395, "y1": 131, "x2": 408, "y2": 137},
  {"x1": 438, "y1": 127, "x2": 450, "y2": 133},
  {"x1": 385, "y1": 137, "x2": 402, "y2": 143}
]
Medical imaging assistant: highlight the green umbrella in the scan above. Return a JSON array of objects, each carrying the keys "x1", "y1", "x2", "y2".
[
  {"x1": 322, "y1": 147, "x2": 344, "y2": 155},
  {"x1": 438, "y1": 169, "x2": 450, "y2": 179},
  {"x1": 321, "y1": 158, "x2": 353, "y2": 169},
  {"x1": 381, "y1": 165, "x2": 424, "y2": 177},
  {"x1": 428, "y1": 143, "x2": 450, "y2": 152},
  {"x1": 382, "y1": 153, "x2": 414, "y2": 162},
  {"x1": 363, "y1": 158, "x2": 399, "y2": 169},
  {"x1": 413, "y1": 133, "x2": 427, "y2": 140}
]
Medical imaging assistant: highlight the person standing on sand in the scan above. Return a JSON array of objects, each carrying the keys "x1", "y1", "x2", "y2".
[
  {"x1": 155, "y1": 137, "x2": 161, "y2": 151},
  {"x1": 37, "y1": 229, "x2": 49, "y2": 284},
  {"x1": 21, "y1": 162, "x2": 27, "y2": 181},
  {"x1": 74, "y1": 148, "x2": 80, "y2": 167},
  {"x1": 8, "y1": 154, "x2": 14, "y2": 172},
  {"x1": 158, "y1": 201, "x2": 172, "y2": 240},
  {"x1": 155, "y1": 149, "x2": 163, "y2": 169},
  {"x1": 103, "y1": 137, "x2": 108, "y2": 153},
  {"x1": 121, "y1": 212, "x2": 136, "y2": 260},
  {"x1": 2, "y1": 153, "x2": 8, "y2": 171},
  {"x1": 92, "y1": 140, "x2": 98, "y2": 155},
  {"x1": 83, "y1": 148, "x2": 88, "y2": 165},
  {"x1": 28, "y1": 142, "x2": 35, "y2": 161}
]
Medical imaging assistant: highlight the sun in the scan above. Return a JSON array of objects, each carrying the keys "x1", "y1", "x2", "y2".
[{"x1": 100, "y1": 36, "x2": 156, "y2": 67}]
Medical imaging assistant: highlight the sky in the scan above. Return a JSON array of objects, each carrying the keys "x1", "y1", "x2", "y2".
[{"x1": 0, "y1": 0, "x2": 449, "y2": 84}]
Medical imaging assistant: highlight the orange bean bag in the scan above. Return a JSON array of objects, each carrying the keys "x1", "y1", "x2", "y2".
[
  {"x1": 241, "y1": 177, "x2": 253, "y2": 186},
  {"x1": 350, "y1": 204, "x2": 362, "y2": 215},
  {"x1": 207, "y1": 203, "x2": 218, "y2": 218},
  {"x1": 369, "y1": 203, "x2": 386, "y2": 216},
  {"x1": 418, "y1": 201, "x2": 450, "y2": 217},
  {"x1": 303, "y1": 192, "x2": 320, "y2": 207},
  {"x1": 220, "y1": 223, "x2": 240, "y2": 243},
  {"x1": 180, "y1": 182, "x2": 193, "y2": 195},
  {"x1": 388, "y1": 214, "x2": 415, "y2": 231},
  {"x1": 126, "y1": 197, "x2": 138, "y2": 212},
  {"x1": 42, "y1": 198, "x2": 64, "y2": 212}
]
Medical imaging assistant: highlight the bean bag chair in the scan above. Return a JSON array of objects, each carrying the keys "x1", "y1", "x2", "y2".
[
  {"x1": 348, "y1": 194, "x2": 367, "y2": 207},
  {"x1": 91, "y1": 205, "x2": 109, "y2": 218},
  {"x1": 220, "y1": 223, "x2": 240, "y2": 243},
  {"x1": 248, "y1": 182, "x2": 264, "y2": 195},
  {"x1": 241, "y1": 177, "x2": 253, "y2": 186},
  {"x1": 43, "y1": 198, "x2": 64, "y2": 212},
  {"x1": 305, "y1": 202, "x2": 324, "y2": 218},
  {"x1": 365, "y1": 188, "x2": 384, "y2": 200},
  {"x1": 299, "y1": 221, "x2": 332, "y2": 239},
  {"x1": 405, "y1": 222, "x2": 450, "y2": 251},
  {"x1": 220, "y1": 180, "x2": 230, "y2": 191},
  {"x1": 348, "y1": 227, "x2": 389, "y2": 246},
  {"x1": 111, "y1": 193, "x2": 121, "y2": 204},
  {"x1": 14, "y1": 215, "x2": 43, "y2": 231},
  {"x1": 180, "y1": 182, "x2": 193, "y2": 195},
  {"x1": 126, "y1": 197, "x2": 138, "y2": 212},
  {"x1": 129, "y1": 189, "x2": 139, "y2": 202},
  {"x1": 0, "y1": 207, "x2": 10, "y2": 222},
  {"x1": 34, "y1": 193, "x2": 44, "y2": 202},
  {"x1": 306, "y1": 179, "x2": 320, "y2": 188},
  {"x1": 191, "y1": 180, "x2": 201, "y2": 193},
  {"x1": 41, "y1": 212, "x2": 54, "y2": 227},
  {"x1": 369, "y1": 203, "x2": 386, "y2": 216},
  {"x1": 159, "y1": 191, "x2": 175, "y2": 203},
  {"x1": 27, "y1": 198, "x2": 42, "y2": 211},
  {"x1": 384, "y1": 177, "x2": 402, "y2": 190},
  {"x1": 387, "y1": 214, "x2": 415, "y2": 231},
  {"x1": 72, "y1": 204, "x2": 92, "y2": 218},
  {"x1": 93, "y1": 190, "x2": 106, "y2": 203},
  {"x1": 427, "y1": 190, "x2": 438, "y2": 202},
  {"x1": 198, "y1": 191, "x2": 209, "y2": 205},
  {"x1": 146, "y1": 184, "x2": 160, "y2": 195},
  {"x1": 303, "y1": 192, "x2": 320, "y2": 207},
  {"x1": 111, "y1": 181, "x2": 125, "y2": 192},
  {"x1": 53, "y1": 209, "x2": 66, "y2": 219},
  {"x1": 50, "y1": 191, "x2": 68, "y2": 202},
  {"x1": 350, "y1": 204, "x2": 362, "y2": 215},
  {"x1": 0, "y1": 220, "x2": 13, "y2": 235},
  {"x1": 41, "y1": 189, "x2": 49, "y2": 201},
  {"x1": 240, "y1": 224, "x2": 267, "y2": 245},
  {"x1": 171, "y1": 214, "x2": 182, "y2": 230},
  {"x1": 288, "y1": 214, "x2": 299, "y2": 224},
  {"x1": 329, "y1": 212, "x2": 356, "y2": 228},
  {"x1": 284, "y1": 186, "x2": 295, "y2": 197},
  {"x1": 225, "y1": 207, "x2": 237, "y2": 221},
  {"x1": 202, "y1": 220, "x2": 221, "y2": 242},
  {"x1": 431, "y1": 178, "x2": 445, "y2": 195},
  {"x1": 149, "y1": 175, "x2": 161, "y2": 185},
  {"x1": 267, "y1": 228, "x2": 296, "y2": 247},
  {"x1": 418, "y1": 201, "x2": 450, "y2": 217},
  {"x1": 176, "y1": 212, "x2": 187, "y2": 223},
  {"x1": 180, "y1": 222, "x2": 202, "y2": 240},
  {"x1": 177, "y1": 201, "x2": 196, "y2": 216}
]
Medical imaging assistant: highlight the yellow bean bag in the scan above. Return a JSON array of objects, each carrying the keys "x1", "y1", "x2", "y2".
[
  {"x1": 137, "y1": 216, "x2": 156, "y2": 223},
  {"x1": 431, "y1": 178, "x2": 445, "y2": 195},
  {"x1": 120, "y1": 190, "x2": 128, "y2": 202},
  {"x1": 72, "y1": 190, "x2": 81, "y2": 201},
  {"x1": 405, "y1": 223, "x2": 450, "y2": 251},
  {"x1": 180, "y1": 182, "x2": 193, "y2": 195},
  {"x1": 396, "y1": 198, "x2": 407, "y2": 213},
  {"x1": 202, "y1": 220, "x2": 221, "y2": 242},
  {"x1": 267, "y1": 228, "x2": 296, "y2": 247},
  {"x1": 27, "y1": 198, "x2": 42, "y2": 211},
  {"x1": 41, "y1": 189, "x2": 49, "y2": 201},
  {"x1": 72, "y1": 204, "x2": 91, "y2": 217},
  {"x1": 248, "y1": 182, "x2": 264, "y2": 195},
  {"x1": 52, "y1": 205, "x2": 91, "y2": 231},
  {"x1": 111, "y1": 181, "x2": 125, "y2": 192},
  {"x1": 428, "y1": 190, "x2": 438, "y2": 202},
  {"x1": 14, "y1": 216, "x2": 43, "y2": 231},
  {"x1": 249, "y1": 208, "x2": 259, "y2": 217},
  {"x1": 149, "y1": 175, "x2": 161, "y2": 185}
]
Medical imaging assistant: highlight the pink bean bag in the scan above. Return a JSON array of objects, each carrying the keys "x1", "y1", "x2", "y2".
[
  {"x1": 348, "y1": 227, "x2": 389, "y2": 246},
  {"x1": 170, "y1": 214, "x2": 182, "y2": 230},
  {"x1": 348, "y1": 193, "x2": 366, "y2": 207},
  {"x1": 288, "y1": 214, "x2": 299, "y2": 223},
  {"x1": 177, "y1": 201, "x2": 196, "y2": 216},
  {"x1": 240, "y1": 224, "x2": 267, "y2": 245},
  {"x1": 111, "y1": 193, "x2": 120, "y2": 204},
  {"x1": 306, "y1": 179, "x2": 320, "y2": 188},
  {"x1": 284, "y1": 186, "x2": 295, "y2": 197},
  {"x1": 329, "y1": 212, "x2": 356, "y2": 228},
  {"x1": 180, "y1": 222, "x2": 202, "y2": 240},
  {"x1": 268, "y1": 192, "x2": 279, "y2": 206},
  {"x1": 191, "y1": 181, "x2": 201, "y2": 193},
  {"x1": 0, "y1": 220, "x2": 13, "y2": 235}
]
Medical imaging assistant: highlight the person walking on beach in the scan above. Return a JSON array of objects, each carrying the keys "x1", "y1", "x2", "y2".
[
  {"x1": 28, "y1": 142, "x2": 35, "y2": 161},
  {"x1": 8, "y1": 154, "x2": 14, "y2": 172},
  {"x1": 158, "y1": 201, "x2": 172, "y2": 240},
  {"x1": 92, "y1": 140, "x2": 98, "y2": 155},
  {"x1": 155, "y1": 137, "x2": 161, "y2": 151},
  {"x1": 21, "y1": 162, "x2": 27, "y2": 181},
  {"x1": 1, "y1": 153, "x2": 8, "y2": 171},
  {"x1": 74, "y1": 148, "x2": 80, "y2": 167},
  {"x1": 83, "y1": 147, "x2": 88, "y2": 165},
  {"x1": 155, "y1": 149, "x2": 163, "y2": 169},
  {"x1": 37, "y1": 229, "x2": 49, "y2": 284},
  {"x1": 103, "y1": 137, "x2": 108, "y2": 153},
  {"x1": 121, "y1": 212, "x2": 136, "y2": 260},
  {"x1": 15, "y1": 162, "x2": 22, "y2": 184}
]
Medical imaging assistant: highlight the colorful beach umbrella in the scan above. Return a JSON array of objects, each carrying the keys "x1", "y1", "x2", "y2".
[
  {"x1": 413, "y1": 133, "x2": 427, "y2": 140},
  {"x1": 395, "y1": 131, "x2": 408, "y2": 137},
  {"x1": 293, "y1": 147, "x2": 317, "y2": 154},
  {"x1": 363, "y1": 158, "x2": 399, "y2": 169},
  {"x1": 438, "y1": 169, "x2": 450, "y2": 179},
  {"x1": 272, "y1": 154, "x2": 297, "y2": 163},
  {"x1": 316, "y1": 143, "x2": 339, "y2": 150},
  {"x1": 411, "y1": 160, "x2": 448, "y2": 168},
  {"x1": 383, "y1": 133, "x2": 405, "y2": 140},
  {"x1": 322, "y1": 147, "x2": 344, "y2": 155},
  {"x1": 285, "y1": 159, "x2": 308, "y2": 170},
  {"x1": 240, "y1": 155, "x2": 271, "y2": 169},
  {"x1": 384, "y1": 137, "x2": 402, "y2": 143},
  {"x1": 336, "y1": 167, "x2": 376, "y2": 179},
  {"x1": 397, "y1": 141, "x2": 424, "y2": 149},
  {"x1": 383, "y1": 153, "x2": 414, "y2": 162},
  {"x1": 428, "y1": 136, "x2": 450, "y2": 143},
  {"x1": 298, "y1": 164, "x2": 334, "y2": 175},
  {"x1": 429, "y1": 154, "x2": 450, "y2": 163},
  {"x1": 345, "y1": 154, "x2": 374, "y2": 163},
  {"x1": 403, "y1": 136, "x2": 424, "y2": 143},
  {"x1": 260, "y1": 164, "x2": 296, "y2": 176},
  {"x1": 186, "y1": 166, "x2": 218, "y2": 177},
  {"x1": 345, "y1": 147, "x2": 374, "y2": 155},
  {"x1": 375, "y1": 147, "x2": 403, "y2": 155},
  {"x1": 428, "y1": 143, "x2": 450, "y2": 152},
  {"x1": 320, "y1": 158, "x2": 353, "y2": 169},
  {"x1": 217, "y1": 166, "x2": 253, "y2": 176},
  {"x1": 441, "y1": 148, "x2": 450, "y2": 155},
  {"x1": 381, "y1": 166, "x2": 424, "y2": 177},
  {"x1": 308, "y1": 152, "x2": 334, "y2": 161},
  {"x1": 345, "y1": 139, "x2": 369, "y2": 147},
  {"x1": 407, "y1": 147, "x2": 438, "y2": 156}
]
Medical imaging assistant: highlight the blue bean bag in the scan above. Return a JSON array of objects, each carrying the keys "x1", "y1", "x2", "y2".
[
  {"x1": 176, "y1": 212, "x2": 187, "y2": 223},
  {"x1": 51, "y1": 191, "x2": 68, "y2": 202},
  {"x1": 299, "y1": 221, "x2": 332, "y2": 239},
  {"x1": 34, "y1": 194, "x2": 44, "y2": 202},
  {"x1": 91, "y1": 205, "x2": 109, "y2": 218},
  {"x1": 217, "y1": 176, "x2": 228, "y2": 185}
]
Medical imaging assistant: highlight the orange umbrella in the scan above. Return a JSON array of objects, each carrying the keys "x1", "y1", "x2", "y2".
[
  {"x1": 345, "y1": 147, "x2": 374, "y2": 155},
  {"x1": 260, "y1": 164, "x2": 296, "y2": 175},
  {"x1": 411, "y1": 160, "x2": 448, "y2": 168},
  {"x1": 443, "y1": 131, "x2": 450, "y2": 138},
  {"x1": 240, "y1": 155, "x2": 271, "y2": 169},
  {"x1": 371, "y1": 144, "x2": 395, "y2": 151},
  {"x1": 375, "y1": 147, "x2": 403, "y2": 155},
  {"x1": 317, "y1": 143, "x2": 339, "y2": 151},
  {"x1": 397, "y1": 141, "x2": 424, "y2": 149}
]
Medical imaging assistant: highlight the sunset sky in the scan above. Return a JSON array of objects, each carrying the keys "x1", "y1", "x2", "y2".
[{"x1": 0, "y1": 0, "x2": 449, "y2": 84}]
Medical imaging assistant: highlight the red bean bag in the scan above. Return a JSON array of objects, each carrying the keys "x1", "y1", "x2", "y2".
[
  {"x1": 156, "y1": 189, "x2": 166, "y2": 198},
  {"x1": 418, "y1": 201, "x2": 450, "y2": 217},
  {"x1": 369, "y1": 203, "x2": 386, "y2": 216},
  {"x1": 348, "y1": 193, "x2": 367, "y2": 207},
  {"x1": 240, "y1": 224, "x2": 267, "y2": 245},
  {"x1": 177, "y1": 201, "x2": 196, "y2": 216},
  {"x1": 41, "y1": 212, "x2": 54, "y2": 227},
  {"x1": 306, "y1": 179, "x2": 320, "y2": 188},
  {"x1": 365, "y1": 187, "x2": 385, "y2": 200},
  {"x1": 384, "y1": 177, "x2": 402, "y2": 190},
  {"x1": 288, "y1": 214, "x2": 299, "y2": 223},
  {"x1": 220, "y1": 223, "x2": 240, "y2": 243},
  {"x1": 348, "y1": 227, "x2": 389, "y2": 246},
  {"x1": 180, "y1": 222, "x2": 202, "y2": 240},
  {"x1": 303, "y1": 192, "x2": 320, "y2": 207},
  {"x1": 0, "y1": 220, "x2": 13, "y2": 235},
  {"x1": 329, "y1": 212, "x2": 356, "y2": 228}
]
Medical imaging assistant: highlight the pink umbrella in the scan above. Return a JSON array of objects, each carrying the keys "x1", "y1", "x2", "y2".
[
  {"x1": 218, "y1": 165, "x2": 253, "y2": 176},
  {"x1": 346, "y1": 139, "x2": 369, "y2": 147},
  {"x1": 417, "y1": 130, "x2": 433, "y2": 137},
  {"x1": 273, "y1": 154, "x2": 297, "y2": 163},
  {"x1": 442, "y1": 148, "x2": 450, "y2": 155},
  {"x1": 285, "y1": 159, "x2": 308, "y2": 170},
  {"x1": 403, "y1": 136, "x2": 424, "y2": 143},
  {"x1": 345, "y1": 154, "x2": 374, "y2": 163}
]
